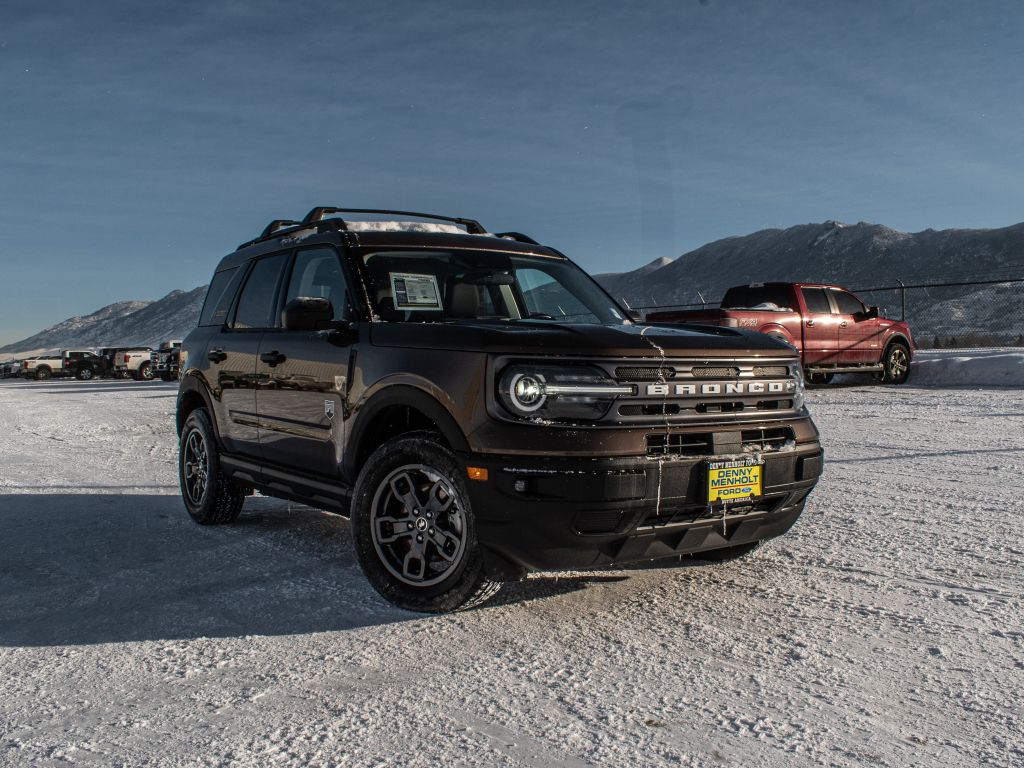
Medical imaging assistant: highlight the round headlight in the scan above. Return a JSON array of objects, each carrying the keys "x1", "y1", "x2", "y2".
[{"x1": 510, "y1": 373, "x2": 546, "y2": 411}]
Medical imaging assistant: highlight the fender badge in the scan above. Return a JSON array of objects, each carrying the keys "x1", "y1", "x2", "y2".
[{"x1": 324, "y1": 400, "x2": 336, "y2": 420}]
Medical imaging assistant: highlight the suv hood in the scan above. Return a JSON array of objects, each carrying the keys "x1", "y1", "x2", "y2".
[{"x1": 369, "y1": 321, "x2": 796, "y2": 359}]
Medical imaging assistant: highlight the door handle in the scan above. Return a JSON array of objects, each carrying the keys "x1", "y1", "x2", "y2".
[
  {"x1": 839, "y1": 321, "x2": 848, "y2": 328},
  {"x1": 260, "y1": 351, "x2": 287, "y2": 367},
  {"x1": 806, "y1": 319, "x2": 814, "y2": 327},
  {"x1": 207, "y1": 348, "x2": 227, "y2": 363}
]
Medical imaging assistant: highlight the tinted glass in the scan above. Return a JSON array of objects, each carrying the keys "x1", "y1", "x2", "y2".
[
  {"x1": 801, "y1": 287, "x2": 832, "y2": 314},
  {"x1": 721, "y1": 285, "x2": 795, "y2": 310},
  {"x1": 285, "y1": 248, "x2": 349, "y2": 321},
  {"x1": 199, "y1": 267, "x2": 240, "y2": 326},
  {"x1": 233, "y1": 254, "x2": 288, "y2": 329},
  {"x1": 832, "y1": 290, "x2": 865, "y2": 315}
]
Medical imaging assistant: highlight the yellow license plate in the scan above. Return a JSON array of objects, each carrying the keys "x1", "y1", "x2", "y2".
[{"x1": 707, "y1": 459, "x2": 764, "y2": 503}]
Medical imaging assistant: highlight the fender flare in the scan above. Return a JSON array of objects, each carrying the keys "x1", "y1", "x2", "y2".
[
  {"x1": 757, "y1": 323, "x2": 798, "y2": 349},
  {"x1": 343, "y1": 384, "x2": 470, "y2": 480},
  {"x1": 882, "y1": 333, "x2": 913, "y2": 361},
  {"x1": 176, "y1": 372, "x2": 219, "y2": 440}
]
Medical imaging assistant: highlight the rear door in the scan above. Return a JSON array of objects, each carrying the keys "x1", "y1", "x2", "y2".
[
  {"x1": 256, "y1": 246, "x2": 354, "y2": 477},
  {"x1": 830, "y1": 288, "x2": 881, "y2": 363},
  {"x1": 208, "y1": 252, "x2": 289, "y2": 458},
  {"x1": 798, "y1": 287, "x2": 840, "y2": 364}
]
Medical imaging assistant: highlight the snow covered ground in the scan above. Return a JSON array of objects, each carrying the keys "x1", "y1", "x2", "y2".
[{"x1": 0, "y1": 377, "x2": 1021, "y2": 767}]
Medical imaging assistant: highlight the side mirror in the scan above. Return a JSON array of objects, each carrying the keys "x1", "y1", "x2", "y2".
[
  {"x1": 627, "y1": 309, "x2": 643, "y2": 322},
  {"x1": 282, "y1": 297, "x2": 334, "y2": 331},
  {"x1": 864, "y1": 306, "x2": 881, "y2": 319}
]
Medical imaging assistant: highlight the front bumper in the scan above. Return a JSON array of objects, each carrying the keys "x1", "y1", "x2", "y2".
[{"x1": 464, "y1": 441, "x2": 822, "y2": 575}]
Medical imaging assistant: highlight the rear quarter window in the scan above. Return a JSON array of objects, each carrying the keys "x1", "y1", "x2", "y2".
[{"x1": 199, "y1": 267, "x2": 241, "y2": 326}]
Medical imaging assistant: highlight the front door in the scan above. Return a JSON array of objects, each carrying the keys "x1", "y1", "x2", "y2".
[
  {"x1": 256, "y1": 247, "x2": 354, "y2": 477},
  {"x1": 830, "y1": 289, "x2": 881, "y2": 363}
]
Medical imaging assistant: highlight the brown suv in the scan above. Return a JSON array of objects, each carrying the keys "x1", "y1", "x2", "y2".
[{"x1": 176, "y1": 208, "x2": 823, "y2": 612}]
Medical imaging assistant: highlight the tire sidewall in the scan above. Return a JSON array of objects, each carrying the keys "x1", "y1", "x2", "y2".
[
  {"x1": 77, "y1": 367, "x2": 93, "y2": 380},
  {"x1": 884, "y1": 343, "x2": 910, "y2": 384},
  {"x1": 138, "y1": 363, "x2": 153, "y2": 381},
  {"x1": 351, "y1": 433, "x2": 487, "y2": 612},
  {"x1": 178, "y1": 409, "x2": 225, "y2": 524}
]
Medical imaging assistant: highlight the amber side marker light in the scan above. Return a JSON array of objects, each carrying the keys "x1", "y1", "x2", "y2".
[{"x1": 466, "y1": 467, "x2": 489, "y2": 481}]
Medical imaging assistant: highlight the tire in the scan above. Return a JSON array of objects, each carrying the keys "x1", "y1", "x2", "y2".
[
  {"x1": 350, "y1": 431, "x2": 499, "y2": 613},
  {"x1": 881, "y1": 342, "x2": 911, "y2": 385},
  {"x1": 76, "y1": 367, "x2": 94, "y2": 381},
  {"x1": 690, "y1": 539, "x2": 766, "y2": 563},
  {"x1": 136, "y1": 362, "x2": 153, "y2": 381},
  {"x1": 178, "y1": 408, "x2": 246, "y2": 525},
  {"x1": 35, "y1": 366, "x2": 51, "y2": 381},
  {"x1": 160, "y1": 372, "x2": 175, "y2": 382},
  {"x1": 805, "y1": 371, "x2": 834, "y2": 385}
]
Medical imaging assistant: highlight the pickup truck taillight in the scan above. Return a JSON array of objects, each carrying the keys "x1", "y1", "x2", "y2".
[{"x1": 124, "y1": 354, "x2": 131, "y2": 364}]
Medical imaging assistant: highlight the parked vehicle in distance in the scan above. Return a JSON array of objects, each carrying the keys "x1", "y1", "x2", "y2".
[
  {"x1": 61, "y1": 350, "x2": 109, "y2": 380},
  {"x1": 112, "y1": 348, "x2": 155, "y2": 380},
  {"x1": 646, "y1": 282, "x2": 915, "y2": 384},
  {"x1": 0, "y1": 360, "x2": 22, "y2": 378},
  {"x1": 175, "y1": 208, "x2": 823, "y2": 612},
  {"x1": 152, "y1": 340, "x2": 183, "y2": 381},
  {"x1": 21, "y1": 353, "x2": 64, "y2": 380}
]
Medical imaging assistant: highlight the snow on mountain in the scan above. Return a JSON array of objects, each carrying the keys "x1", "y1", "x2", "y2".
[
  {"x1": 595, "y1": 220, "x2": 1024, "y2": 340},
  {"x1": 596, "y1": 220, "x2": 1024, "y2": 308},
  {"x1": 0, "y1": 287, "x2": 206, "y2": 357}
]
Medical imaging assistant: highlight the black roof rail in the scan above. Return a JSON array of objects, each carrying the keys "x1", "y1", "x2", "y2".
[
  {"x1": 495, "y1": 231, "x2": 539, "y2": 245},
  {"x1": 260, "y1": 219, "x2": 304, "y2": 238},
  {"x1": 301, "y1": 207, "x2": 488, "y2": 235}
]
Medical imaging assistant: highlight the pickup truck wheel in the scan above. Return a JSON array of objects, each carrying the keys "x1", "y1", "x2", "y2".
[
  {"x1": 691, "y1": 539, "x2": 765, "y2": 563},
  {"x1": 76, "y1": 367, "x2": 94, "y2": 381},
  {"x1": 137, "y1": 362, "x2": 153, "y2": 381},
  {"x1": 882, "y1": 343, "x2": 911, "y2": 385},
  {"x1": 178, "y1": 408, "x2": 245, "y2": 525},
  {"x1": 35, "y1": 367, "x2": 51, "y2": 381},
  {"x1": 351, "y1": 431, "x2": 498, "y2": 613}
]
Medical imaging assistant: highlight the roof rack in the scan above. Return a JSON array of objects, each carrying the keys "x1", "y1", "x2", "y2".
[
  {"x1": 301, "y1": 207, "x2": 488, "y2": 235},
  {"x1": 260, "y1": 219, "x2": 304, "y2": 238}
]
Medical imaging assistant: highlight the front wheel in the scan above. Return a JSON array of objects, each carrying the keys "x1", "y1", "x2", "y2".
[
  {"x1": 178, "y1": 408, "x2": 246, "y2": 524},
  {"x1": 76, "y1": 367, "x2": 94, "y2": 381},
  {"x1": 881, "y1": 343, "x2": 911, "y2": 385},
  {"x1": 351, "y1": 432, "x2": 498, "y2": 612}
]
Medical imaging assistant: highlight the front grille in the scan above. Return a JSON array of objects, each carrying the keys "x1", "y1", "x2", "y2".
[
  {"x1": 753, "y1": 365, "x2": 789, "y2": 377},
  {"x1": 690, "y1": 366, "x2": 740, "y2": 378},
  {"x1": 619, "y1": 403, "x2": 682, "y2": 416},
  {"x1": 646, "y1": 432, "x2": 713, "y2": 457},
  {"x1": 615, "y1": 366, "x2": 675, "y2": 381},
  {"x1": 741, "y1": 426, "x2": 794, "y2": 451}
]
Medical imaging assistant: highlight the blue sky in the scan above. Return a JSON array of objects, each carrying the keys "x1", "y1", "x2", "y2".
[{"x1": 2, "y1": 0, "x2": 1023, "y2": 344}]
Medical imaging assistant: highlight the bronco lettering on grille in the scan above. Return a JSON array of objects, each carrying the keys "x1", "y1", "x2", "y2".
[{"x1": 644, "y1": 381, "x2": 795, "y2": 396}]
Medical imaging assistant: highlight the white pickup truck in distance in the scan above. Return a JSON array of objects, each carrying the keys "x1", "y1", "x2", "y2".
[
  {"x1": 21, "y1": 354, "x2": 65, "y2": 380},
  {"x1": 112, "y1": 348, "x2": 155, "y2": 380}
]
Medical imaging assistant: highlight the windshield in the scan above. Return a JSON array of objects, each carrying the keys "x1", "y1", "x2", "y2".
[{"x1": 359, "y1": 249, "x2": 629, "y2": 325}]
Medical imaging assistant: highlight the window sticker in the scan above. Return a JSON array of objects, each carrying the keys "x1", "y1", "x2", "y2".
[{"x1": 389, "y1": 272, "x2": 441, "y2": 311}]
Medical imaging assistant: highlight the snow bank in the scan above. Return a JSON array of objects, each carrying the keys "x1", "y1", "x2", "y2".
[{"x1": 911, "y1": 347, "x2": 1024, "y2": 387}]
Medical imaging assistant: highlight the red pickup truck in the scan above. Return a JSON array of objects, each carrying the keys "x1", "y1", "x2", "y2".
[{"x1": 646, "y1": 282, "x2": 915, "y2": 384}]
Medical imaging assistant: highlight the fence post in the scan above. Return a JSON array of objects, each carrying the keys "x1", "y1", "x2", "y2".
[{"x1": 898, "y1": 279, "x2": 906, "y2": 321}]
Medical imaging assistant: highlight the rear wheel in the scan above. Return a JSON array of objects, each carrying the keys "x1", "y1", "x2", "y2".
[
  {"x1": 35, "y1": 367, "x2": 51, "y2": 381},
  {"x1": 881, "y1": 343, "x2": 910, "y2": 385},
  {"x1": 178, "y1": 408, "x2": 246, "y2": 524},
  {"x1": 351, "y1": 432, "x2": 498, "y2": 612},
  {"x1": 76, "y1": 367, "x2": 94, "y2": 381},
  {"x1": 136, "y1": 362, "x2": 153, "y2": 381}
]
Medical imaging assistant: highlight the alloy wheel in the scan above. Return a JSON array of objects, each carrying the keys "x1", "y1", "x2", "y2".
[
  {"x1": 370, "y1": 464, "x2": 467, "y2": 587},
  {"x1": 183, "y1": 430, "x2": 209, "y2": 504}
]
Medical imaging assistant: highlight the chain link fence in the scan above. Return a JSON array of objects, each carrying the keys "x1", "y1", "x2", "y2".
[{"x1": 635, "y1": 277, "x2": 1024, "y2": 350}]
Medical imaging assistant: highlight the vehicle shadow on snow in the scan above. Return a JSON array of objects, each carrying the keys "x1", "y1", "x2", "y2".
[
  {"x1": 0, "y1": 493, "x2": 710, "y2": 647},
  {"x1": 0, "y1": 493, "x2": 415, "y2": 647}
]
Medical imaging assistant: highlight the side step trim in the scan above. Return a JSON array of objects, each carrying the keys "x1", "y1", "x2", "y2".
[
  {"x1": 806, "y1": 364, "x2": 883, "y2": 374},
  {"x1": 220, "y1": 454, "x2": 352, "y2": 514}
]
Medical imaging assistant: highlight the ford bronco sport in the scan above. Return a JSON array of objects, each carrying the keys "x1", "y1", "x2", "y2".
[{"x1": 176, "y1": 208, "x2": 823, "y2": 612}]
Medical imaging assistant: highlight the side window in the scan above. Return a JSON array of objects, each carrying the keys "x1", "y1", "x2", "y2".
[
  {"x1": 232, "y1": 254, "x2": 288, "y2": 329},
  {"x1": 199, "y1": 267, "x2": 240, "y2": 326},
  {"x1": 832, "y1": 290, "x2": 866, "y2": 316},
  {"x1": 800, "y1": 287, "x2": 832, "y2": 314},
  {"x1": 284, "y1": 248, "x2": 350, "y2": 321}
]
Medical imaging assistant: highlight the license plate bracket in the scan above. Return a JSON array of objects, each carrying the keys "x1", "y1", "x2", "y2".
[{"x1": 706, "y1": 457, "x2": 764, "y2": 504}]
